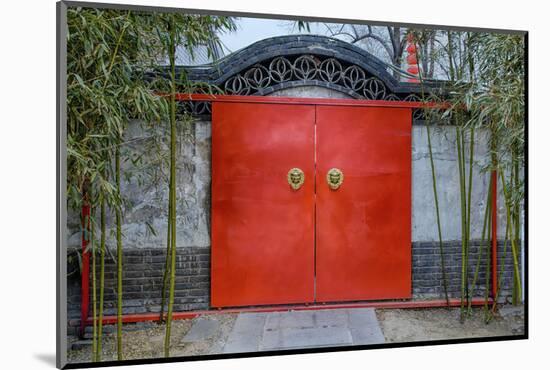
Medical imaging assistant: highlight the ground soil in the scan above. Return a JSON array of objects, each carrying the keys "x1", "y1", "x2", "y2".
[
  {"x1": 67, "y1": 305, "x2": 524, "y2": 364},
  {"x1": 375, "y1": 305, "x2": 524, "y2": 343},
  {"x1": 171, "y1": 313, "x2": 237, "y2": 357},
  {"x1": 67, "y1": 313, "x2": 237, "y2": 363}
]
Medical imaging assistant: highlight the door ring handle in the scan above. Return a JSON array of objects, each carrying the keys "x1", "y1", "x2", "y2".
[
  {"x1": 327, "y1": 168, "x2": 344, "y2": 190},
  {"x1": 287, "y1": 168, "x2": 305, "y2": 190}
]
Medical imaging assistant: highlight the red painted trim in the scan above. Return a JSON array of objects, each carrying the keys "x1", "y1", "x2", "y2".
[
  {"x1": 174, "y1": 93, "x2": 448, "y2": 109},
  {"x1": 491, "y1": 170, "x2": 498, "y2": 298},
  {"x1": 80, "y1": 201, "x2": 90, "y2": 337},
  {"x1": 81, "y1": 298, "x2": 491, "y2": 326}
]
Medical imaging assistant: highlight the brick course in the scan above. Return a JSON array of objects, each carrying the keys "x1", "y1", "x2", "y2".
[
  {"x1": 68, "y1": 240, "x2": 518, "y2": 322},
  {"x1": 412, "y1": 240, "x2": 517, "y2": 300},
  {"x1": 67, "y1": 247, "x2": 210, "y2": 320}
]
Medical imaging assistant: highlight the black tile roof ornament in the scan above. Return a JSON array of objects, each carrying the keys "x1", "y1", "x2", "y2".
[{"x1": 177, "y1": 35, "x2": 447, "y2": 101}]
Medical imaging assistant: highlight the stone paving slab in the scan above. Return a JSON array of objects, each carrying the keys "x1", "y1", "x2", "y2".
[
  {"x1": 348, "y1": 308, "x2": 385, "y2": 344},
  {"x1": 223, "y1": 312, "x2": 266, "y2": 353},
  {"x1": 261, "y1": 326, "x2": 353, "y2": 350},
  {"x1": 182, "y1": 317, "x2": 220, "y2": 342},
  {"x1": 312, "y1": 309, "x2": 350, "y2": 327},
  {"x1": 222, "y1": 308, "x2": 384, "y2": 354},
  {"x1": 264, "y1": 311, "x2": 316, "y2": 330}
]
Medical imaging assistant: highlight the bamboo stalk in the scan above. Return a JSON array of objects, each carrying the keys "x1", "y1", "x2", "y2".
[
  {"x1": 510, "y1": 159, "x2": 518, "y2": 305},
  {"x1": 101, "y1": 11, "x2": 131, "y2": 91},
  {"x1": 115, "y1": 147, "x2": 123, "y2": 361},
  {"x1": 91, "y1": 205, "x2": 97, "y2": 361},
  {"x1": 97, "y1": 191, "x2": 106, "y2": 361},
  {"x1": 499, "y1": 169, "x2": 522, "y2": 301},
  {"x1": 468, "y1": 175, "x2": 491, "y2": 314},
  {"x1": 512, "y1": 148, "x2": 521, "y2": 305},
  {"x1": 164, "y1": 19, "x2": 177, "y2": 358},
  {"x1": 159, "y1": 175, "x2": 172, "y2": 323},
  {"x1": 413, "y1": 33, "x2": 449, "y2": 305},
  {"x1": 427, "y1": 123, "x2": 450, "y2": 305},
  {"x1": 489, "y1": 221, "x2": 510, "y2": 319},
  {"x1": 465, "y1": 126, "x2": 475, "y2": 313},
  {"x1": 447, "y1": 32, "x2": 456, "y2": 81},
  {"x1": 456, "y1": 125, "x2": 467, "y2": 319},
  {"x1": 465, "y1": 38, "x2": 477, "y2": 297},
  {"x1": 483, "y1": 176, "x2": 493, "y2": 321},
  {"x1": 489, "y1": 179, "x2": 511, "y2": 319},
  {"x1": 107, "y1": 13, "x2": 131, "y2": 360},
  {"x1": 448, "y1": 32, "x2": 472, "y2": 319},
  {"x1": 487, "y1": 129, "x2": 499, "y2": 321}
]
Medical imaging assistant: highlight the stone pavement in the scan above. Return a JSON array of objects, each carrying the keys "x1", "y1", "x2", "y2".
[
  {"x1": 182, "y1": 316, "x2": 221, "y2": 342},
  {"x1": 222, "y1": 308, "x2": 385, "y2": 353}
]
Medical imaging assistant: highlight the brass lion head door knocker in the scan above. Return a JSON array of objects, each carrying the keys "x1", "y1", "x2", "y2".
[
  {"x1": 326, "y1": 168, "x2": 344, "y2": 190},
  {"x1": 287, "y1": 168, "x2": 305, "y2": 190}
]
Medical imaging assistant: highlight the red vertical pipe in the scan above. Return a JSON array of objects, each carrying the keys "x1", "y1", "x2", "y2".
[
  {"x1": 491, "y1": 170, "x2": 498, "y2": 298},
  {"x1": 80, "y1": 201, "x2": 91, "y2": 337}
]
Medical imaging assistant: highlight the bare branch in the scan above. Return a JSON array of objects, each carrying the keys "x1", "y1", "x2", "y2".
[{"x1": 352, "y1": 31, "x2": 394, "y2": 60}]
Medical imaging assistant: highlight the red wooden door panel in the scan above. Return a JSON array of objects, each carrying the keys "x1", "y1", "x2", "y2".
[
  {"x1": 211, "y1": 102, "x2": 315, "y2": 307},
  {"x1": 315, "y1": 106, "x2": 412, "y2": 302}
]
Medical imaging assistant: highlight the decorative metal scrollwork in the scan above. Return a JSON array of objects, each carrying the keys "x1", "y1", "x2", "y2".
[
  {"x1": 220, "y1": 55, "x2": 408, "y2": 101},
  {"x1": 363, "y1": 77, "x2": 386, "y2": 100},
  {"x1": 342, "y1": 65, "x2": 366, "y2": 91},
  {"x1": 403, "y1": 94, "x2": 421, "y2": 102},
  {"x1": 293, "y1": 55, "x2": 319, "y2": 81},
  {"x1": 318, "y1": 58, "x2": 343, "y2": 84},
  {"x1": 244, "y1": 64, "x2": 271, "y2": 89},
  {"x1": 176, "y1": 54, "x2": 431, "y2": 120},
  {"x1": 178, "y1": 100, "x2": 212, "y2": 116},
  {"x1": 269, "y1": 57, "x2": 293, "y2": 83},
  {"x1": 225, "y1": 75, "x2": 251, "y2": 95}
]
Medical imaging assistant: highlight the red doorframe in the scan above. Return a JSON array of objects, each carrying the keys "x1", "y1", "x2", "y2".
[{"x1": 77, "y1": 94, "x2": 499, "y2": 328}]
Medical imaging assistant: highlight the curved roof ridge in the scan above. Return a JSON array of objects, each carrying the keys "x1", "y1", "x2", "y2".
[{"x1": 179, "y1": 34, "x2": 445, "y2": 96}]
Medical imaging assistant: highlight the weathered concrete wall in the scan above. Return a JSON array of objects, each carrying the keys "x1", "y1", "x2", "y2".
[
  {"x1": 67, "y1": 85, "x2": 507, "y2": 247},
  {"x1": 67, "y1": 118, "x2": 213, "y2": 250},
  {"x1": 269, "y1": 86, "x2": 351, "y2": 99},
  {"x1": 412, "y1": 125, "x2": 506, "y2": 240}
]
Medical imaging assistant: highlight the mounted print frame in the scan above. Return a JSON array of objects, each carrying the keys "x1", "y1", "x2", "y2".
[{"x1": 57, "y1": 1, "x2": 528, "y2": 368}]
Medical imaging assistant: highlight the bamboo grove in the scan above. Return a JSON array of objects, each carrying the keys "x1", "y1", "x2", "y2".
[
  {"x1": 67, "y1": 8, "x2": 523, "y2": 362},
  {"x1": 67, "y1": 7, "x2": 234, "y2": 361},
  {"x1": 410, "y1": 30, "x2": 524, "y2": 321}
]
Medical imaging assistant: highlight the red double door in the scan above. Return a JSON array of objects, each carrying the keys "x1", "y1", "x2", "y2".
[{"x1": 211, "y1": 101, "x2": 412, "y2": 307}]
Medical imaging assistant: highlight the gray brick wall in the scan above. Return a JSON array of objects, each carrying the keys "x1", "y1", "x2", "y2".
[
  {"x1": 412, "y1": 240, "x2": 518, "y2": 301},
  {"x1": 68, "y1": 240, "x2": 519, "y2": 323},
  {"x1": 67, "y1": 247, "x2": 210, "y2": 321}
]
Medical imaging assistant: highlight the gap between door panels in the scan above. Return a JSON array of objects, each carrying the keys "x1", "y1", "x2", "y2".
[{"x1": 313, "y1": 105, "x2": 317, "y2": 302}]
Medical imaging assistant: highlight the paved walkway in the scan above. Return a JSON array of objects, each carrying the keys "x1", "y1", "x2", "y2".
[{"x1": 222, "y1": 308, "x2": 384, "y2": 353}]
